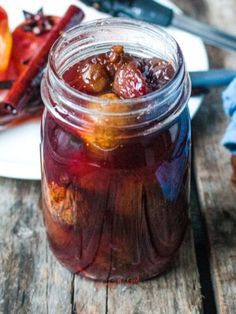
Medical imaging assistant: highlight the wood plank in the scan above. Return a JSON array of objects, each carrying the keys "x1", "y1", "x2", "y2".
[
  {"x1": 193, "y1": 89, "x2": 236, "y2": 314},
  {"x1": 174, "y1": 0, "x2": 236, "y2": 311},
  {"x1": 0, "y1": 178, "x2": 73, "y2": 314},
  {"x1": 0, "y1": 178, "x2": 108, "y2": 314},
  {"x1": 190, "y1": 178, "x2": 217, "y2": 314},
  {"x1": 190, "y1": 0, "x2": 236, "y2": 312},
  {"x1": 106, "y1": 228, "x2": 202, "y2": 314},
  {"x1": 71, "y1": 196, "x2": 202, "y2": 313},
  {"x1": 73, "y1": 277, "x2": 107, "y2": 314}
]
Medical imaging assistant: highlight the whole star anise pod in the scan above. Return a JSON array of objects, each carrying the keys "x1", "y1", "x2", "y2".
[
  {"x1": 11, "y1": 9, "x2": 60, "y2": 74},
  {"x1": 22, "y1": 8, "x2": 55, "y2": 35}
]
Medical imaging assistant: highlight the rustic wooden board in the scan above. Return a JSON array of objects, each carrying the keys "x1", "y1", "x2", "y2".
[
  {"x1": 0, "y1": 178, "x2": 73, "y2": 314},
  {"x1": 106, "y1": 228, "x2": 202, "y2": 314},
  {"x1": 193, "y1": 89, "x2": 236, "y2": 314},
  {"x1": 189, "y1": 0, "x2": 236, "y2": 312},
  {"x1": 0, "y1": 177, "x2": 203, "y2": 314},
  {"x1": 0, "y1": 178, "x2": 108, "y2": 314},
  {"x1": 73, "y1": 276, "x2": 106, "y2": 314}
]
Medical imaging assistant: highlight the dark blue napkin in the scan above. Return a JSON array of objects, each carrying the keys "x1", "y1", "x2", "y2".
[{"x1": 222, "y1": 78, "x2": 236, "y2": 154}]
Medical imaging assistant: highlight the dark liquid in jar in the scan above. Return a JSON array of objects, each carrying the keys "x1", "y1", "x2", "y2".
[{"x1": 42, "y1": 46, "x2": 190, "y2": 281}]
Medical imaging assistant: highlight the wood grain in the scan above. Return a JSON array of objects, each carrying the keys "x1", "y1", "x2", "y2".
[
  {"x1": 193, "y1": 89, "x2": 236, "y2": 314},
  {"x1": 189, "y1": 0, "x2": 236, "y2": 312},
  {"x1": 0, "y1": 177, "x2": 203, "y2": 313},
  {"x1": 0, "y1": 178, "x2": 109, "y2": 314},
  {"x1": 73, "y1": 276, "x2": 106, "y2": 314},
  {"x1": 0, "y1": 178, "x2": 73, "y2": 314},
  {"x1": 106, "y1": 228, "x2": 202, "y2": 314}
]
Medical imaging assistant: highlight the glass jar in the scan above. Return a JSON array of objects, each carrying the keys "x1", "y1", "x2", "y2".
[{"x1": 41, "y1": 18, "x2": 191, "y2": 282}]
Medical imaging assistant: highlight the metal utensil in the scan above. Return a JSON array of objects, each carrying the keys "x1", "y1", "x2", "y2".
[{"x1": 80, "y1": 0, "x2": 236, "y2": 52}]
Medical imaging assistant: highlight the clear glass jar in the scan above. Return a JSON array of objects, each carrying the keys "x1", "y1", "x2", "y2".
[{"x1": 41, "y1": 18, "x2": 191, "y2": 282}]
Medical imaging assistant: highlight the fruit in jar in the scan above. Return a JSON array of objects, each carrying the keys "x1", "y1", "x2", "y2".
[
  {"x1": 80, "y1": 92, "x2": 132, "y2": 150},
  {"x1": 63, "y1": 46, "x2": 175, "y2": 150},
  {"x1": 70, "y1": 63, "x2": 110, "y2": 94},
  {"x1": 42, "y1": 41, "x2": 191, "y2": 281},
  {"x1": 44, "y1": 181, "x2": 90, "y2": 227},
  {"x1": 113, "y1": 61, "x2": 150, "y2": 98}
]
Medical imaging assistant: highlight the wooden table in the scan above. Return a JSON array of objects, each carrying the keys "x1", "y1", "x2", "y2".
[{"x1": 1, "y1": 0, "x2": 236, "y2": 313}]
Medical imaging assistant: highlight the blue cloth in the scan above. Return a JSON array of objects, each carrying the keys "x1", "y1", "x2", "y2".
[{"x1": 222, "y1": 78, "x2": 236, "y2": 154}]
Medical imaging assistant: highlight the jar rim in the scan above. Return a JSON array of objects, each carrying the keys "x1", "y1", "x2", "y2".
[{"x1": 48, "y1": 17, "x2": 185, "y2": 107}]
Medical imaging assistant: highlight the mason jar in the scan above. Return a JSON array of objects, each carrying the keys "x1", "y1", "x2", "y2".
[{"x1": 41, "y1": 18, "x2": 191, "y2": 282}]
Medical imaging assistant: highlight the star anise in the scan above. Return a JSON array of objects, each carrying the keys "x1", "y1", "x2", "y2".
[{"x1": 22, "y1": 8, "x2": 54, "y2": 36}]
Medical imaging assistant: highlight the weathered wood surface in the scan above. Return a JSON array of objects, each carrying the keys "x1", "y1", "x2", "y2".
[
  {"x1": 174, "y1": 0, "x2": 236, "y2": 312},
  {"x1": 0, "y1": 180, "x2": 73, "y2": 314},
  {"x1": 193, "y1": 91, "x2": 236, "y2": 313},
  {"x1": 0, "y1": 177, "x2": 202, "y2": 314},
  {"x1": 193, "y1": 90, "x2": 236, "y2": 312},
  {"x1": 104, "y1": 228, "x2": 202, "y2": 314}
]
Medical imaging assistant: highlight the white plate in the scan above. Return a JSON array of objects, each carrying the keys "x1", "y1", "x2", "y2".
[{"x1": 0, "y1": 0, "x2": 209, "y2": 180}]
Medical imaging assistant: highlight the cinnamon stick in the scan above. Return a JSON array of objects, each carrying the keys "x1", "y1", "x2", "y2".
[
  {"x1": 0, "y1": 5, "x2": 84, "y2": 115},
  {"x1": 231, "y1": 155, "x2": 236, "y2": 184}
]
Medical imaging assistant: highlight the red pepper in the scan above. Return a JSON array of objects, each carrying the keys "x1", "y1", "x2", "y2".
[
  {"x1": 0, "y1": 5, "x2": 84, "y2": 122},
  {"x1": 0, "y1": 7, "x2": 12, "y2": 75}
]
